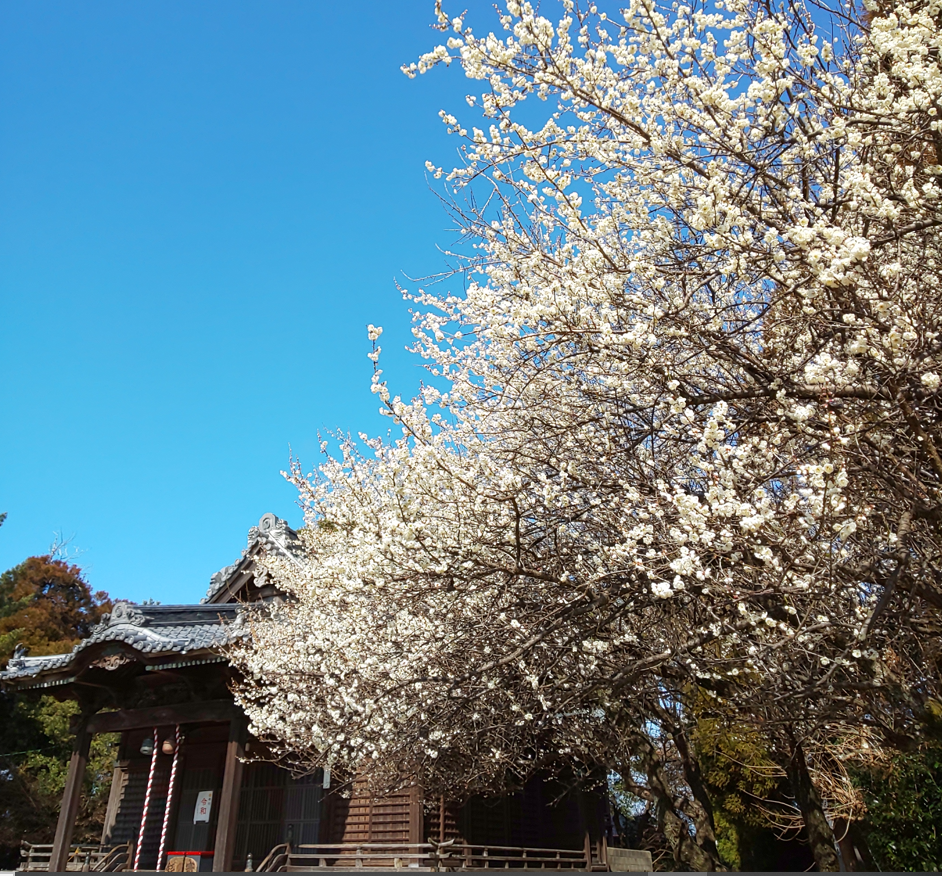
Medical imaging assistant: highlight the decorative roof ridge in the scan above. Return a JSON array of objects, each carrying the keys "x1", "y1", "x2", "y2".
[
  {"x1": 202, "y1": 513, "x2": 300, "y2": 603},
  {"x1": 88, "y1": 600, "x2": 238, "y2": 633},
  {"x1": 93, "y1": 600, "x2": 147, "y2": 631}
]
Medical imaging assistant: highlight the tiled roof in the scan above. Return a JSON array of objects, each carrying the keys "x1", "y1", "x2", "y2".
[
  {"x1": 0, "y1": 601, "x2": 242, "y2": 683},
  {"x1": 1, "y1": 513, "x2": 297, "y2": 686}
]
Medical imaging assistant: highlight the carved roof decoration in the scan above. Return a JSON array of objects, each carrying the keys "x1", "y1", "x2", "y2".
[
  {"x1": 1, "y1": 601, "x2": 243, "y2": 684},
  {"x1": 202, "y1": 512, "x2": 299, "y2": 604}
]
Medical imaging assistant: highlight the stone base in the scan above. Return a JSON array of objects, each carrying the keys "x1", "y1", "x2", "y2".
[{"x1": 607, "y1": 847, "x2": 653, "y2": 872}]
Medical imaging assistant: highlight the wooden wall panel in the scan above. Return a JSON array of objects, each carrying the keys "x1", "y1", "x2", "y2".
[
  {"x1": 106, "y1": 760, "x2": 171, "y2": 869},
  {"x1": 423, "y1": 796, "x2": 461, "y2": 844},
  {"x1": 457, "y1": 774, "x2": 588, "y2": 851},
  {"x1": 321, "y1": 772, "x2": 599, "y2": 854},
  {"x1": 323, "y1": 780, "x2": 416, "y2": 846}
]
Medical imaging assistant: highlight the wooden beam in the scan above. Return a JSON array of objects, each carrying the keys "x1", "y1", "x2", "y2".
[
  {"x1": 87, "y1": 700, "x2": 239, "y2": 734},
  {"x1": 50, "y1": 719, "x2": 92, "y2": 873},
  {"x1": 212, "y1": 715, "x2": 246, "y2": 872}
]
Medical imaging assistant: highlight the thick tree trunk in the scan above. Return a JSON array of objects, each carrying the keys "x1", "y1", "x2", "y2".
[
  {"x1": 625, "y1": 732, "x2": 726, "y2": 872},
  {"x1": 832, "y1": 817, "x2": 877, "y2": 872},
  {"x1": 784, "y1": 739, "x2": 840, "y2": 872},
  {"x1": 671, "y1": 723, "x2": 724, "y2": 869}
]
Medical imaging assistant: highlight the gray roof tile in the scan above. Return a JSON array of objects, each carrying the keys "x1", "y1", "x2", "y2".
[{"x1": 1, "y1": 601, "x2": 243, "y2": 682}]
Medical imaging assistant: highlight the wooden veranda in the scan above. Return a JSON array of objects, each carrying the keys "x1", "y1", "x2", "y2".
[{"x1": 21, "y1": 839, "x2": 652, "y2": 871}]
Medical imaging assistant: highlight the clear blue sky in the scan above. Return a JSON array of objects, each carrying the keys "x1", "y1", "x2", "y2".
[{"x1": 0, "y1": 0, "x2": 488, "y2": 604}]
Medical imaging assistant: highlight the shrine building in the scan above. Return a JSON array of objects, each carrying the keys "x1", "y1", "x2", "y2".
[{"x1": 1, "y1": 515, "x2": 645, "y2": 873}]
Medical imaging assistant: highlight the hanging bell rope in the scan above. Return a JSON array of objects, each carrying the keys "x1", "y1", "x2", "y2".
[
  {"x1": 156, "y1": 725, "x2": 182, "y2": 871},
  {"x1": 134, "y1": 728, "x2": 160, "y2": 871}
]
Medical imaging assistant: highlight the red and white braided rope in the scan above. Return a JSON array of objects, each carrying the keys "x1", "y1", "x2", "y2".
[
  {"x1": 156, "y1": 726, "x2": 182, "y2": 871},
  {"x1": 133, "y1": 728, "x2": 160, "y2": 871}
]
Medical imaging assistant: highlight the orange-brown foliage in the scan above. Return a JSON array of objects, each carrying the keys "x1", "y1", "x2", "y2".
[{"x1": 0, "y1": 556, "x2": 111, "y2": 665}]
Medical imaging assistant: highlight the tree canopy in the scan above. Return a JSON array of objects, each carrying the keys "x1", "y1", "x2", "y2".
[
  {"x1": 0, "y1": 555, "x2": 111, "y2": 662},
  {"x1": 0, "y1": 556, "x2": 113, "y2": 869},
  {"x1": 229, "y1": 0, "x2": 942, "y2": 868}
]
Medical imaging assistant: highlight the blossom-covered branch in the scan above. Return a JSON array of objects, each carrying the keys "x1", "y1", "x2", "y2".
[{"x1": 229, "y1": 0, "x2": 942, "y2": 869}]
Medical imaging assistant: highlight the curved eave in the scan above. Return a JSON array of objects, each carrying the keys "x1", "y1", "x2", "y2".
[
  {"x1": 0, "y1": 603, "x2": 243, "y2": 692},
  {"x1": 3, "y1": 643, "x2": 229, "y2": 692}
]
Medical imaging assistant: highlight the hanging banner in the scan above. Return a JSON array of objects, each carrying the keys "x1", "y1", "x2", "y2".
[{"x1": 193, "y1": 791, "x2": 213, "y2": 823}]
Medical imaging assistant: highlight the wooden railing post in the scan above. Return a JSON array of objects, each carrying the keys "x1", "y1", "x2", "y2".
[{"x1": 50, "y1": 718, "x2": 92, "y2": 873}]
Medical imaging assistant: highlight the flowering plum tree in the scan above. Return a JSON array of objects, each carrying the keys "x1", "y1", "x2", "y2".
[{"x1": 230, "y1": 0, "x2": 942, "y2": 869}]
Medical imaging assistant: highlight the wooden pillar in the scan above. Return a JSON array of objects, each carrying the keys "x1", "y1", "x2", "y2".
[
  {"x1": 212, "y1": 716, "x2": 246, "y2": 872},
  {"x1": 50, "y1": 719, "x2": 92, "y2": 873},
  {"x1": 575, "y1": 787, "x2": 592, "y2": 871},
  {"x1": 320, "y1": 786, "x2": 336, "y2": 844},
  {"x1": 101, "y1": 731, "x2": 128, "y2": 846},
  {"x1": 409, "y1": 786, "x2": 423, "y2": 845},
  {"x1": 100, "y1": 758, "x2": 128, "y2": 844}
]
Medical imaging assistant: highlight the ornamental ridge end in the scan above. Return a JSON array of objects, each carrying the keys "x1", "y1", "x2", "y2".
[{"x1": 93, "y1": 601, "x2": 147, "y2": 633}]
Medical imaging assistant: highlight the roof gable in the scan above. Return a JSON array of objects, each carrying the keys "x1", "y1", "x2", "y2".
[{"x1": 203, "y1": 513, "x2": 299, "y2": 604}]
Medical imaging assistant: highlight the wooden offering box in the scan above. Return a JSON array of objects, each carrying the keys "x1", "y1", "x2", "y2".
[{"x1": 166, "y1": 851, "x2": 214, "y2": 871}]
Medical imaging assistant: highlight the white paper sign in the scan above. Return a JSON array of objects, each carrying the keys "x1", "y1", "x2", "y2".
[{"x1": 193, "y1": 790, "x2": 213, "y2": 823}]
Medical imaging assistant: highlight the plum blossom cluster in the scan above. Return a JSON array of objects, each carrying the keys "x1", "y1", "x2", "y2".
[{"x1": 229, "y1": 0, "x2": 942, "y2": 870}]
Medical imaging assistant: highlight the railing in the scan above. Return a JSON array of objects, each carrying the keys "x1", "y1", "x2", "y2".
[
  {"x1": 93, "y1": 842, "x2": 134, "y2": 872},
  {"x1": 279, "y1": 843, "x2": 430, "y2": 870},
  {"x1": 428, "y1": 842, "x2": 592, "y2": 870},
  {"x1": 256, "y1": 842, "x2": 291, "y2": 872},
  {"x1": 254, "y1": 841, "x2": 594, "y2": 871},
  {"x1": 19, "y1": 842, "x2": 132, "y2": 872}
]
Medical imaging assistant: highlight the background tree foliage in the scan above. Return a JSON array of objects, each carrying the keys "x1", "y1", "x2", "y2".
[
  {"x1": 692, "y1": 714, "x2": 801, "y2": 871},
  {"x1": 0, "y1": 554, "x2": 114, "y2": 869},
  {"x1": 0, "y1": 555, "x2": 111, "y2": 661},
  {"x1": 855, "y1": 743, "x2": 942, "y2": 872}
]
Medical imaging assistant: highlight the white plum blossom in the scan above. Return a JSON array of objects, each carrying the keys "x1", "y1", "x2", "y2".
[{"x1": 230, "y1": 1, "x2": 942, "y2": 871}]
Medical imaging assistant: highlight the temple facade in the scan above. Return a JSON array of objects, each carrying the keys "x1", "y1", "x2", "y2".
[{"x1": 1, "y1": 515, "x2": 634, "y2": 873}]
